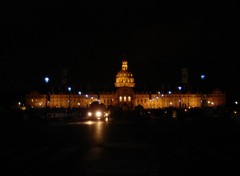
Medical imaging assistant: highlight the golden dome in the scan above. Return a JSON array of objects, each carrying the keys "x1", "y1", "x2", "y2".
[{"x1": 115, "y1": 60, "x2": 135, "y2": 88}]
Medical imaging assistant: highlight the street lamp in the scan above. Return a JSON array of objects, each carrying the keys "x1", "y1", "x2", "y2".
[
  {"x1": 67, "y1": 86, "x2": 71, "y2": 118},
  {"x1": 200, "y1": 74, "x2": 206, "y2": 107},
  {"x1": 168, "y1": 91, "x2": 172, "y2": 108},
  {"x1": 86, "y1": 94, "x2": 89, "y2": 108},
  {"x1": 178, "y1": 86, "x2": 182, "y2": 108},
  {"x1": 201, "y1": 74, "x2": 205, "y2": 80},
  {"x1": 78, "y1": 91, "x2": 81, "y2": 117},
  {"x1": 200, "y1": 74, "x2": 206, "y2": 93},
  {"x1": 78, "y1": 91, "x2": 81, "y2": 106},
  {"x1": 45, "y1": 77, "x2": 49, "y2": 84},
  {"x1": 44, "y1": 77, "x2": 50, "y2": 118}
]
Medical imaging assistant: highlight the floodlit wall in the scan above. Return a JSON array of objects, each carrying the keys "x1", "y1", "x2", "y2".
[{"x1": 26, "y1": 91, "x2": 225, "y2": 109}]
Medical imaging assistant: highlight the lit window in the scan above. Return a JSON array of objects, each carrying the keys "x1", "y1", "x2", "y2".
[
  {"x1": 119, "y1": 96, "x2": 122, "y2": 102},
  {"x1": 128, "y1": 96, "x2": 131, "y2": 102},
  {"x1": 124, "y1": 96, "x2": 127, "y2": 102}
]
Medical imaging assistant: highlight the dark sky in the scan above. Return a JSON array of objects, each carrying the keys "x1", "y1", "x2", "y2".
[{"x1": 1, "y1": 1, "x2": 240, "y2": 102}]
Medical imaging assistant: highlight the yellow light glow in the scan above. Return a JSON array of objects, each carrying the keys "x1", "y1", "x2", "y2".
[
  {"x1": 96, "y1": 111, "x2": 102, "y2": 117},
  {"x1": 85, "y1": 121, "x2": 95, "y2": 125},
  {"x1": 20, "y1": 106, "x2": 26, "y2": 111}
]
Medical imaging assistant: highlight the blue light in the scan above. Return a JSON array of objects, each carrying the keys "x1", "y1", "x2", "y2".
[
  {"x1": 178, "y1": 86, "x2": 182, "y2": 91},
  {"x1": 44, "y1": 77, "x2": 49, "y2": 83},
  {"x1": 201, "y1": 74, "x2": 205, "y2": 80},
  {"x1": 68, "y1": 87, "x2": 71, "y2": 92}
]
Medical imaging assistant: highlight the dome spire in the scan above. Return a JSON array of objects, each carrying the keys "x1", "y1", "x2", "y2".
[
  {"x1": 122, "y1": 60, "x2": 128, "y2": 71},
  {"x1": 115, "y1": 57, "x2": 135, "y2": 88},
  {"x1": 122, "y1": 53, "x2": 128, "y2": 71}
]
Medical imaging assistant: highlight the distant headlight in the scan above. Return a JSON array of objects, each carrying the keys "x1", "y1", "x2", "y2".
[
  {"x1": 88, "y1": 112, "x2": 92, "y2": 116},
  {"x1": 95, "y1": 111, "x2": 102, "y2": 117}
]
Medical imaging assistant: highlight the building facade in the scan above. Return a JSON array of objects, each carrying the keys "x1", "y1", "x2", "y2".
[{"x1": 26, "y1": 60, "x2": 226, "y2": 110}]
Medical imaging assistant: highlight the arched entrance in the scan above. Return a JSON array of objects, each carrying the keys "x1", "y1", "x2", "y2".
[{"x1": 115, "y1": 87, "x2": 135, "y2": 111}]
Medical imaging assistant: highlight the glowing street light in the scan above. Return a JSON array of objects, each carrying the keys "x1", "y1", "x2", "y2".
[
  {"x1": 78, "y1": 91, "x2": 81, "y2": 117},
  {"x1": 44, "y1": 76, "x2": 50, "y2": 118},
  {"x1": 201, "y1": 74, "x2": 205, "y2": 80},
  {"x1": 68, "y1": 87, "x2": 71, "y2": 105},
  {"x1": 200, "y1": 74, "x2": 206, "y2": 107},
  {"x1": 44, "y1": 77, "x2": 49, "y2": 84},
  {"x1": 178, "y1": 86, "x2": 182, "y2": 108},
  {"x1": 78, "y1": 91, "x2": 81, "y2": 104},
  {"x1": 86, "y1": 94, "x2": 89, "y2": 108},
  {"x1": 67, "y1": 86, "x2": 71, "y2": 119}
]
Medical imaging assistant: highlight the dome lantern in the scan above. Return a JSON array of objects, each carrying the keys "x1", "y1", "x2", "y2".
[{"x1": 115, "y1": 60, "x2": 135, "y2": 88}]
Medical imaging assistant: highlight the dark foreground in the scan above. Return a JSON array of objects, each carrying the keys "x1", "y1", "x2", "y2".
[{"x1": 1, "y1": 115, "x2": 240, "y2": 176}]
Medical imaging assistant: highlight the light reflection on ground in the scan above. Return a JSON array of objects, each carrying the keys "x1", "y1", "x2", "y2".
[
  {"x1": 67, "y1": 117, "x2": 109, "y2": 125},
  {"x1": 67, "y1": 120, "x2": 103, "y2": 125},
  {"x1": 67, "y1": 120, "x2": 107, "y2": 143}
]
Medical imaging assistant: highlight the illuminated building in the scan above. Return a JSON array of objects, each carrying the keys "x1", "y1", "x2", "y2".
[{"x1": 26, "y1": 59, "x2": 226, "y2": 110}]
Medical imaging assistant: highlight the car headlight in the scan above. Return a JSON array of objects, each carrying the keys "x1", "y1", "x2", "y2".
[{"x1": 95, "y1": 111, "x2": 102, "y2": 118}]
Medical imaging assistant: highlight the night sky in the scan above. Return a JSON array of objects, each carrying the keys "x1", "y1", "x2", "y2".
[{"x1": 1, "y1": 1, "x2": 239, "y2": 104}]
